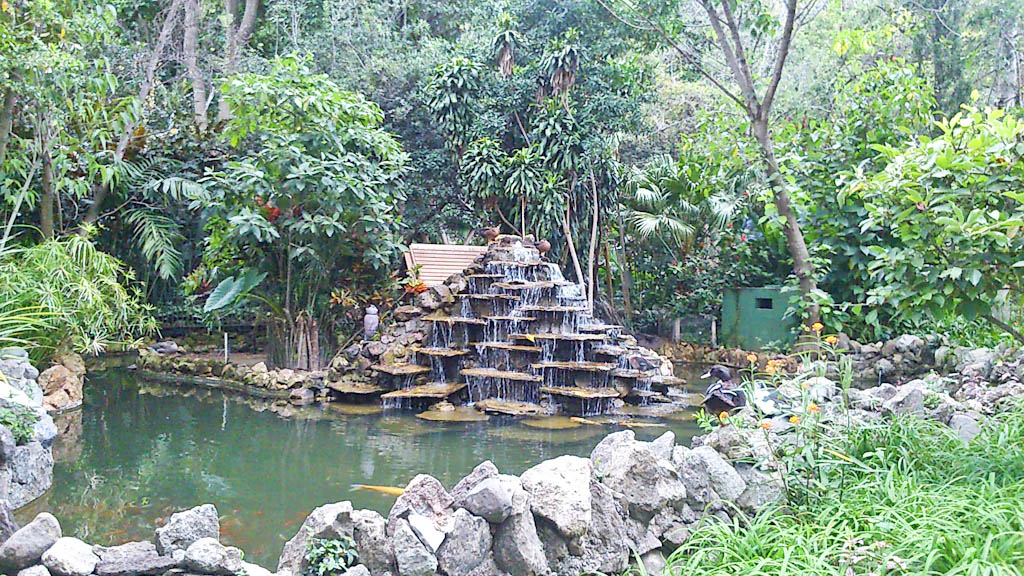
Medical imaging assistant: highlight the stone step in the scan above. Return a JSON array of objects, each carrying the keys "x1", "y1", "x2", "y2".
[
  {"x1": 458, "y1": 293, "x2": 520, "y2": 301},
  {"x1": 414, "y1": 347, "x2": 470, "y2": 357},
  {"x1": 540, "y1": 386, "x2": 620, "y2": 399},
  {"x1": 471, "y1": 342, "x2": 543, "y2": 353},
  {"x1": 474, "y1": 399, "x2": 542, "y2": 416},
  {"x1": 424, "y1": 315, "x2": 487, "y2": 326},
  {"x1": 460, "y1": 368, "x2": 543, "y2": 382},
  {"x1": 491, "y1": 281, "x2": 573, "y2": 290},
  {"x1": 327, "y1": 381, "x2": 384, "y2": 395},
  {"x1": 370, "y1": 364, "x2": 432, "y2": 376},
  {"x1": 482, "y1": 315, "x2": 536, "y2": 322},
  {"x1": 518, "y1": 305, "x2": 588, "y2": 313},
  {"x1": 510, "y1": 333, "x2": 607, "y2": 342},
  {"x1": 531, "y1": 361, "x2": 617, "y2": 372},
  {"x1": 381, "y1": 382, "x2": 467, "y2": 399}
]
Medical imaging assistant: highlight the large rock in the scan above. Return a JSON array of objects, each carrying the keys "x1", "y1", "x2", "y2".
[
  {"x1": 949, "y1": 413, "x2": 981, "y2": 443},
  {"x1": 451, "y1": 461, "x2": 499, "y2": 505},
  {"x1": 459, "y1": 477, "x2": 515, "y2": 524},
  {"x1": 38, "y1": 365, "x2": 83, "y2": 412},
  {"x1": 388, "y1": 475, "x2": 454, "y2": 534},
  {"x1": 882, "y1": 387, "x2": 925, "y2": 416},
  {"x1": 690, "y1": 447, "x2": 746, "y2": 502},
  {"x1": 407, "y1": 513, "x2": 445, "y2": 553},
  {"x1": 0, "y1": 512, "x2": 61, "y2": 571},
  {"x1": 564, "y1": 481, "x2": 630, "y2": 574},
  {"x1": 7, "y1": 441, "x2": 54, "y2": 509},
  {"x1": 351, "y1": 509, "x2": 395, "y2": 575},
  {"x1": 520, "y1": 455, "x2": 592, "y2": 540},
  {"x1": 41, "y1": 537, "x2": 98, "y2": 576},
  {"x1": 17, "y1": 566, "x2": 50, "y2": 576},
  {"x1": 672, "y1": 446, "x2": 716, "y2": 507},
  {"x1": 392, "y1": 519, "x2": 437, "y2": 576},
  {"x1": 492, "y1": 509, "x2": 548, "y2": 576},
  {"x1": 153, "y1": 504, "x2": 219, "y2": 555},
  {"x1": 436, "y1": 509, "x2": 491, "y2": 576},
  {"x1": 183, "y1": 538, "x2": 243, "y2": 575},
  {"x1": 93, "y1": 541, "x2": 179, "y2": 576},
  {"x1": 278, "y1": 502, "x2": 354, "y2": 575},
  {"x1": 590, "y1": 431, "x2": 686, "y2": 518},
  {"x1": 734, "y1": 465, "x2": 784, "y2": 511},
  {"x1": 0, "y1": 499, "x2": 19, "y2": 542}
]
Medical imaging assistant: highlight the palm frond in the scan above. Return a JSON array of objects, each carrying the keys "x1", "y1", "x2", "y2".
[{"x1": 124, "y1": 208, "x2": 184, "y2": 280}]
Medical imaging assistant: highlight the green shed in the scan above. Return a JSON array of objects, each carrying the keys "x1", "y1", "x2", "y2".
[{"x1": 721, "y1": 286, "x2": 796, "y2": 350}]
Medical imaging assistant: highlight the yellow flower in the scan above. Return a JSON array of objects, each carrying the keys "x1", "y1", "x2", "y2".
[
  {"x1": 718, "y1": 411, "x2": 730, "y2": 423},
  {"x1": 825, "y1": 335, "x2": 838, "y2": 345},
  {"x1": 765, "y1": 364, "x2": 776, "y2": 374},
  {"x1": 807, "y1": 402, "x2": 820, "y2": 413},
  {"x1": 760, "y1": 421, "x2": 773, "y2": 430},
  {"x1": 746, "y1": 353, "x2": 758, "y2": 363},
  {"x1": 1, "y1": 1, "x2": 8, "y2": 13},
  {"x1": 789, "y1": 415, "x2": 801, "y2": 424},
  {"x1": 811, "y1": 322, "x2": 824, "y2": 333}
]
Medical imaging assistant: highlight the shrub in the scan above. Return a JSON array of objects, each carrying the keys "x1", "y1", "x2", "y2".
[
  {"x1": 0, "y1": 233, "x2": 156, "y2": 359},
  {"x1": 0, "y1": 405, "x2": 40, "y2": 444},
  {"x1": 304, "y1": 537, "x2": 358, "y2": 576}
]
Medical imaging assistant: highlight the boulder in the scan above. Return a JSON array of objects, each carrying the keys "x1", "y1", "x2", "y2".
[
  {"x1": 458, "y1": 477, "x2": 514, "y2": 524},
  {"x1": 341, "y1": 565, "x2": 371, "y2": 576},
  {"x1": 577, "y1": 480, "x2": 630, "y2": 573},
  {"x1": 183, "y1": 538, "x2": 243, "y2": 575},
  {"x1": 649, "y1": 431, "x2": 675, "y2": 461},
  {"x1": 351, "y1": 509, "x2": 394, "y2": 575},
  {"x1": 590, "y1": 431, "x2": 686, "y2": 518},
  {"x1": 153, "y1": 504, "x2": 219, "y2": 555},
  {"x1": 240, "y1": 562, "x2": 276, "y2": 576},
  {"x1": 492, "y1": 509, "x2": 548, "y2": 576},
  {"x1": 388, "y1": 475, "x2": 454, "y2": 534},
  {"x1": 393, "y1": 306, "x2": 423, "y2": 322},
  {"x1": 278, "y1": 502, "x2": 354, "y2": 575},
  {"x1": 38, "y1": 366, "x2": 83, "y2": 412},
  {"x1": 288, "y1": 387, "x2": 314, "y2": 405},
  {"x1": 0, "y1": 513, "x2": 61, "y2": 571},
  {"x1": 520, "y1": 455, "x2": 592, "y2": 540},
  {"x1": 41, "y1": 538, "x2": 98, "y2": 576},
  {"x1": 407, "y1": 513, "x2": 445, "y2": 553},
  {"x1": 672, "y1": 446, "x2": 716, "y2": 507},
  {"x1": 414, "y1": 290, "x2": 443, "y2": 311},
  {"x1": 93, "y1": 541, "x2": 178, "y2": 576},
  {"x1": 17, "y1": 566, "x2": 50, "y2": 576},
  {"x1": 436, "y1": 509, "x2": 491, "y2": 576},
  {"x1": 451, "y1": 461, "x2": 499, "y2": 505},
  {"x1": 690, "y1": 447, "x2": 746, "y2": 502},
  {"x1": 392, "y1": 519, "x2": 437, "y2": 576},
  {"x1": 7, "y1": 440, "x2": 54, "y2": 509},
  {"x1": 0, "y1": 499, "x2": 19, "y2": 543},
  {"x1": 949, "y1": 413, "x2": 981, "y2": 443},
  {"x1": 734, "y1": 465, "x2": 784, "y2": 511},
  {"x1": 882, "y1": 387, "x2": 924, "y2": 416}
]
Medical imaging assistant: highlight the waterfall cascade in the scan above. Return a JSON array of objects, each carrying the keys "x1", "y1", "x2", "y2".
[{"x1": 346, "y1": 236, "x2": 678, "y2": 415}]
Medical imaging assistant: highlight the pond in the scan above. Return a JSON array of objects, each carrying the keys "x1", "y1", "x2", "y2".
[{"x1": 19, "y1": 369, "x2": 702, "y2": 567}]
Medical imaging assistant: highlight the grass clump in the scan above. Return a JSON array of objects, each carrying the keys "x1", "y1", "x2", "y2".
[
  {"x1": 660, "y1": 406, "x2": 1024, "y2": 576},
  {"x1": 0, "y1": 405, "x2": 40, "y2": 444}
]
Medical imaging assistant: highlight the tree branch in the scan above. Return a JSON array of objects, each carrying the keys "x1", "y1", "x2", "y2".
[
  {"x1": 762, "y1": 0, "x2": 799, "y2": 119},
  {"x1": 696, "y1": 0, "x2": 759, "y2": 115},
  {"x1": 594, "y1": 0, "x2": 745, "y2": 108}
]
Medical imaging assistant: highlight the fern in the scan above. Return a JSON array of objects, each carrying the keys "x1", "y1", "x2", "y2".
[{"x1": 124, "y1": 208, "x2": 183, "y2": 280}]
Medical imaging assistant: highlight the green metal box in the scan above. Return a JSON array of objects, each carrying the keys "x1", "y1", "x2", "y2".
[{"x1": 721, "y1": 286, "x2": 796, "y2": 350}]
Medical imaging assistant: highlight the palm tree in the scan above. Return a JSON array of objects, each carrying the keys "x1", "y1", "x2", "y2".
[
  {"x1": 624, "y1": 155, "x2": 738, "y2": 255},
  {"x1": 492, "y1": 13, "x2": 523, "y2": 79}
]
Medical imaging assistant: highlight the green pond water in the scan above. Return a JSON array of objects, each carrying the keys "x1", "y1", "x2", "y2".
[{"x1": 19, "y1": 370, "x2": 702, "y2": 568}]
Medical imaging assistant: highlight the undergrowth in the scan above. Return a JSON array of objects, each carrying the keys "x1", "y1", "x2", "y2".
[{"x1": 656, "y1": 405, "x2": 1024, "y2": 576}]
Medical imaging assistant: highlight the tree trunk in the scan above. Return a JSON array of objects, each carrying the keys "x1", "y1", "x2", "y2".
[
  {"x1": 751, "y1": 119, "x2": 820, "y2": 327},
  {"x1": 83, "y1": 0, "x2": 184, "y2": 228},
  {"x1": 562, "y1": 202, "x2": 586, "y2": 293},
  {"x1": 0, "y1": 87, "x2": 15, "y2": 166},
  {"x1": 217, "y1": 0, "x2": 261, "y2": 123},
  {"x1": 615, "y1": 214, "x2": 634, "y2": 324},
  {"x1": 586, "y1": 167, "x2": 600, "y2": 311},
  {"x1": 39, "y1": 131, "x2": 54, "y2": 240},
  {"x1": 183, "y1": 0, "x2": 209, "y2": 132}
]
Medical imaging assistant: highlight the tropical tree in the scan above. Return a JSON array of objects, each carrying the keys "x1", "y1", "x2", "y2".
[
  {"x1": 193, "y1": 56, "x2": 407, "y2": 369},
  {"x1": 856, "y1": 106, "x2": 1024, "y2": 343}
]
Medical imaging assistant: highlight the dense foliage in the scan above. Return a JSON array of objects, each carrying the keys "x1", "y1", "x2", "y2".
[{"x1": 2, "y1": 0, "x2": 1023, "y2": 350}]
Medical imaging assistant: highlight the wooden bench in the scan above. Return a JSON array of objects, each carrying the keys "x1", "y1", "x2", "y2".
[{"x1": 403, "y1": 243, "x2": 487, "y2": 286}]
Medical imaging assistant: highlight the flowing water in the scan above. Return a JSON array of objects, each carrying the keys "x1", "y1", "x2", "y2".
[{"x1": 19, "y1": 369, "x2": 702, "y2": 568}]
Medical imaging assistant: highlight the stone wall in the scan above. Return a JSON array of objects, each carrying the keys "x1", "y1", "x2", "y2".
[
  {"x1": 0, "y1": 349, "x2": 58, "y2": 509},
  {"x1": 0, "y1": 428, "x2": 782, "y2": 576}
]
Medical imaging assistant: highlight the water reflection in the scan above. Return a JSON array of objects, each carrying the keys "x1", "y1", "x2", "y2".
[{"x1": 20, "y1": 370, "x2": 700, "y2": 567}]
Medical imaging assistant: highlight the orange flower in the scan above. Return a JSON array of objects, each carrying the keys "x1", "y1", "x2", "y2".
[
  {"x1": 811, "y1": 322, "x2": 824, "y2": 333},
  {"x1": 765, "y1": 364, "x2": 777, "y2": 374},
  {"x1": 825, "y1": 335, "x2": 838, "y2": 345},
  {"x1": 746, "y1": 353, "x2": 758, "y2": 363},
  {"x1": 801, "y1": 381, "x2": 810, "y2": 390},
  {"x1": 807, "y1": 402, "x2": 820, "y2": 413},
  {"x1": 718, "y1": 411, "x2": 730, "y2": 423},
  {"x1": 789, "y1": 415, "x2": 801, "y2": 424},
  {"x1": 760, "y1": 421, "x2": 773, "y2": 430}
]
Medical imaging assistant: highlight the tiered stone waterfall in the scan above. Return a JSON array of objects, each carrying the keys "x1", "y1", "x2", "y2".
[{"x1": 337, "y1": 236, "x2": 677, "y2": 415}]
